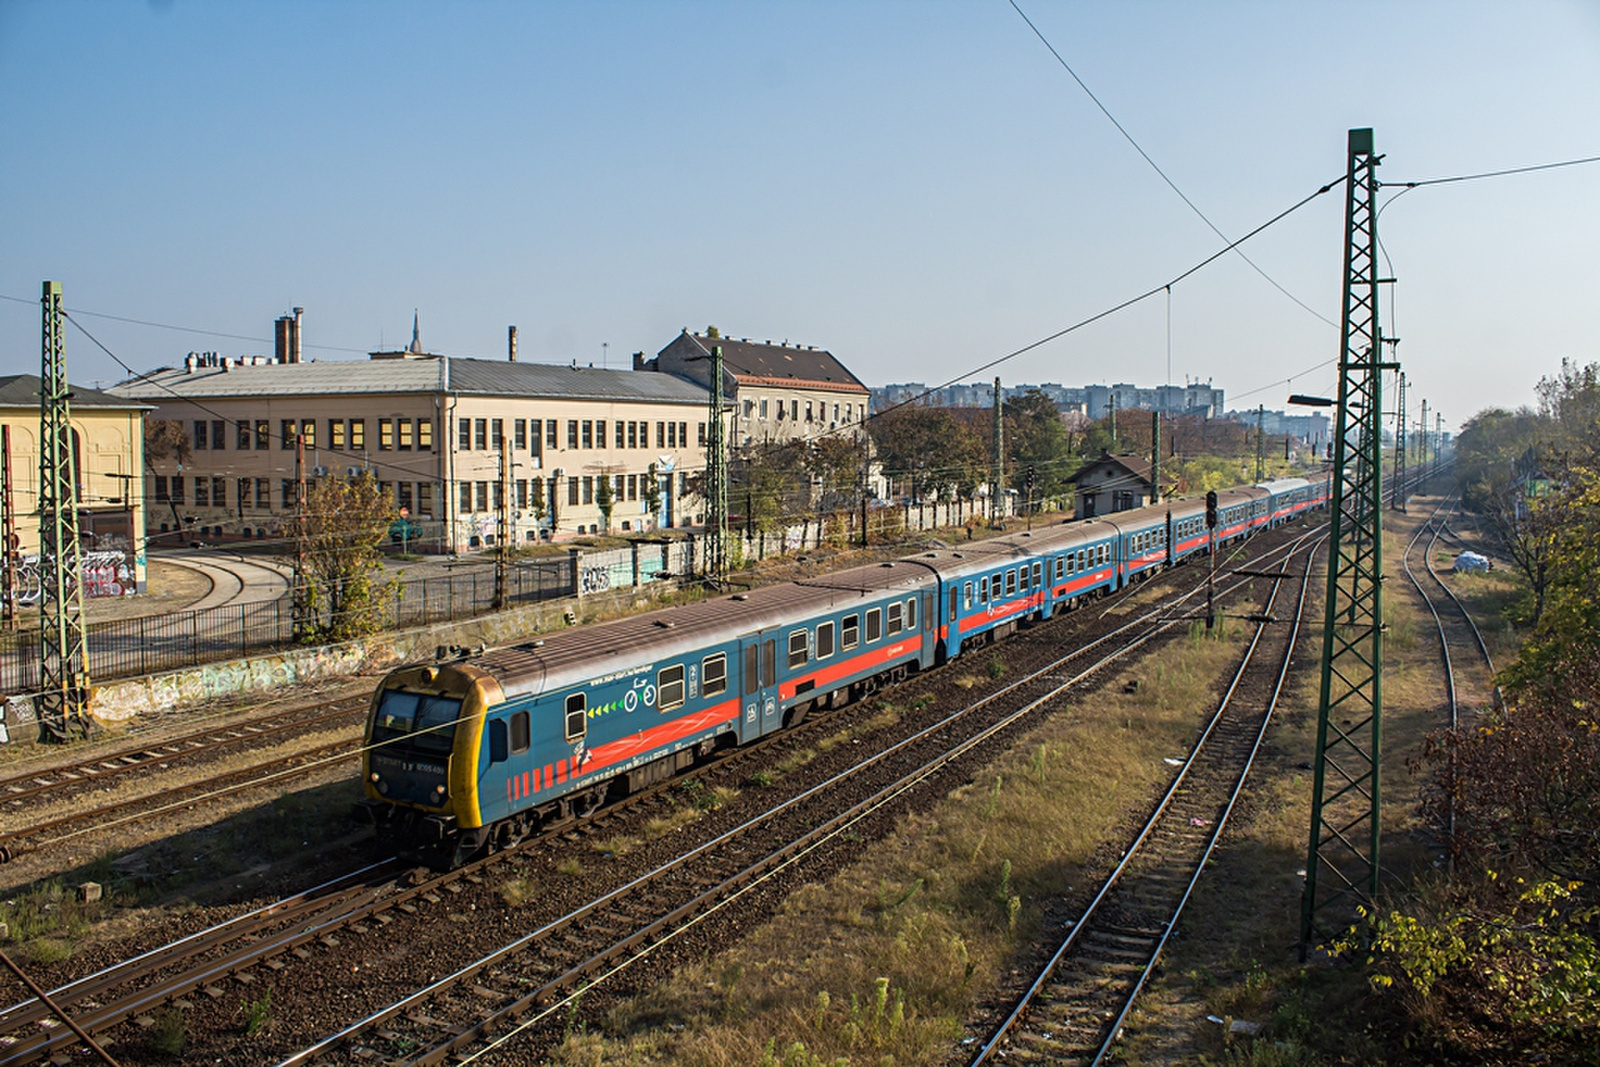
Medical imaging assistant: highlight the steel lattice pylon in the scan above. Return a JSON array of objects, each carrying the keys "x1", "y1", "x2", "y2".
[
  {"x1": 703, "y1": 345, "x2": 730, "y2": 584},
  {"x1": 1301, "y1": 129, "x2": 1396, "y2": 956},
  {"x1": 1392, "y1": 370, "x2": 1407, "y2": 509},
  {"x1": 37, "y1": 281, "x2": 94, "y2": 742}
]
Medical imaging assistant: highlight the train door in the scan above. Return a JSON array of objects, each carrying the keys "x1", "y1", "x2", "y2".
[{"x1": 740, "y1": 633, "x2": 781, "y2": 740}]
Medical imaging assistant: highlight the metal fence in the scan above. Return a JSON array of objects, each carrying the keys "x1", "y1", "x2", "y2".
[{"x1": 0, "y1": 556, "x2": 574, "y2": 695}]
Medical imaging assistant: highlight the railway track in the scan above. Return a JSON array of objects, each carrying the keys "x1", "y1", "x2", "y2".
[
  {"x1": 0, "y1": 696, "x2": 368, "y2": 818},
  {"x1": 274, "y1": 527, "x2": 1325, "y2": 1066},
  {"x1": 1398, "y1": 497, "x2": 1499, "y2": 726},
  {"x1": 969, "y1": 531, "x2": 1324, "y2": 1065},
  {"x1": 0, "y1": 522, "x2": 1323, "y2": 1064}
]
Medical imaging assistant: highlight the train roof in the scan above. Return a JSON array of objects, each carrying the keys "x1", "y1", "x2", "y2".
[
  {"x1": 1253, "y1": 477, "x2": 1312, "y2": 493},
  {"x1": 469, "y1": 555, "x2": 939, "y2": 701}
]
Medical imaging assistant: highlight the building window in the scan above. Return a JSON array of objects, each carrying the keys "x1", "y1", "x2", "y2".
[
  {"x1": 418, "y1": 418, "x2": 433, "y2": 450},
  {"x1": 398, "y1": 482, "x2": 413, "y2": 511},
  {"x1": 658, "y1": 664, "x2": 685, "y2": 712},
  {"x1": 805, "y1": 402, "x2": 814, "y2": 423},
  {"x1": 703, "y1": 653, "x2": 727, "y2": 696},
  {"x1": 656, "y1": 421, "x2": 665, "y2": 448},
  {"x1": 679, "y1": 422, "x2": 688, "y2": 448},
  {"x1": 193, "y1": 420, "x2": 208, "y2": 450},
  {"x1": 491, "y1": 418, "x2": 503, "y2": 450},
  {"x1": 842, "y1": 613, "x2": 859, "y2": 650},
  {"x1": 154, "y1": 475, "x2": 169, "y2": 501},
  {"x1": 666, "y1": 422, "x2": 677, "y2": 448},
  {"x1": 237, "y1": 420, "x2": 251, "y2": 450},
  {"x1": 760, "y1": 398, "x2": 769, "y2": 419},
  {"x1": 627, "y1": 474, "x2": 638, "y2": 500},
  {"x1": 237, "y1": 477, "x2": 251, "y2": 512},
  {"x1": 567, "y1": 478, "x2": 579, "y2": 506},
  {"x1": 628, "y1": 422, "x2": 638, "y2": 449},
  {"x1": 281, "y1": 420, "x2": 297, "y2": 450},
  {"x1": 698, "y1": 422, "x2": 706, "y2": 446},
  {"x1": 378, "y1": 419, "x2": 393, "y2": 451},
  {"x1": 255, "y1": 478, "x2": 269, "y2": 508},
  {"x1": 330, "y1": 419, "x2": 346, "y2": 449},
  {"x1": 597, "y1": 421, "x2": 607, "y2": 449},
  {"x1": 350, "y1": 419, "x2": 365, "y2": 449},
  {"x1": 514, "y1": 419, "x2": 527, "y2": 451},
  {"x1": 475, "y1": 482, "x2": 489, "y2": 512},
  {"x1": 212, "y1": 477, "x2": 225, "y2": 508},
  {"x1": 301, "y1": 419, "x2": 316, "y2": 449},
  {"x1": 419, "y1": 483, "x2": 433, "y2": 515},
  {"x1": 254, "y1": 420, "x2": 269, "y2": 449},
  {"x1": 398, "y1": 420, "x2": 413, "y2": 450},
  {"x1": 547, "y1": 420, "x2": 558, "y2": 450},
  {"x1": 581, "y1": 476, "x2": 594, "y2": 504},
  {"x1": 474, "y1": 419, "x2": 488, "y2": 451},
  {"x1": 614, "y1": 420, "x2": 624, "y2": 448},
  {"x1": 460, "y1": 482, "x2": 473, "y2": 512},
  {"x1": 459, "y1": 418, "x2": 472, "y2": 450},
  {"x1": 564, "y1": 420, "x2": 577, "y2": 449},
  {"x1": 581, "y1": 421, "x2": 593, "y2": 449},
  {"x1": 281, "y1": 479, "x2": 294, "y2": 508}
]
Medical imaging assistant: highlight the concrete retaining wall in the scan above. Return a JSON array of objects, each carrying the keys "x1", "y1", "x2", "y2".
[{"x1": 1, "y1": 581, "x2": 679, "y2": 747}]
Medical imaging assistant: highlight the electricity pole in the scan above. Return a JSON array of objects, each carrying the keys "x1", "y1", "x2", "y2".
[
  {"x1": 1392, "y1": 370, "x2": 1407, "y2": 509},
  {"x1": 493, "y1": 445, "x2": 509, "y2": 610},
  {"x1": 291, "y1": 432, "x2": 310, "y2": 639},
  {"x1": 703, "y1": 345, "x2": 730, "y2": 584},
  {"x1": 2, "y1": 425, "x2": 17, "y2": 631},
  {"x1": 1419, "y1": 398, "x2": 1429, "y2": 491},
  {"x1": 1255, "y1": 404, "x2": 1266, "y2": 482},
  {"x1": 991, "y1": 377, "x2": 1004, "y2": 524},
  {"x1": 1301, "y1": 129, "x2": 1397, "y2": 957},
  {"x1": 36, "y1": 281, "x2": 93, "y2": 742}
]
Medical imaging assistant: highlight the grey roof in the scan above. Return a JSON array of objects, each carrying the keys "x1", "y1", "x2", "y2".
[
  {"x1": 0, "y1": 374, "x2": 150, "y2": 410},
  {"x1": 109, "y1": 356, "x2": 710, "y2": 406},
  {"x1": 659, "y1": 331, "x2": 868, "y2": 392}
]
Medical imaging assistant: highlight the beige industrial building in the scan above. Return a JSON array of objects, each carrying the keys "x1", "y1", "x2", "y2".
[
  {"x1": 110, "y1": 329, "x2": 715, "y2": 553},
  {"x1": 1, "y1": 375, "x2": 149, "y2": 595}
]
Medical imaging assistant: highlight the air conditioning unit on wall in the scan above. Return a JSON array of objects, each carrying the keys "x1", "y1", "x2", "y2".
[
  {"x1": 346, "y1": 466, "x2": 364, "y2": 477},
  {"x1": 311, "y1": 466, "x2": 329, "y2": 477}
]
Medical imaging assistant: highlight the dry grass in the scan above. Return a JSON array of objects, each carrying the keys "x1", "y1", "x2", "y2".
[
  {"x1": 1120, "y1": 501, "x2": 1535, "y2": 1064},
  {"x1": 544, "y1": 619, "x2": 1253, "y2": 1065}
]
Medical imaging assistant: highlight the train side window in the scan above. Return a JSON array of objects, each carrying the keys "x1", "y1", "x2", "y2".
[
  {"x1": 817, "y1": 621, "x2": 836, "y2": 658},
  {"x1": 564, "y1": 693, "x2": 586, "y2": 742},
  {"x1": 866, "y1": 607, "x2": 882, "y2": 642},
  {"x1": 1005, "y1": 569, "x2": 1017, "y2": 596},
  {"x1": 1055, "y1": 557, "x2": 1064, "y2": 580},
  {"x1": 511, "y1": 710, "x2": 530, "y2": 754},
  {"x1": 659, "y1": 664, "x2": 686, "y2": 712},
  {"x1": 703, "y1": 653, "x2": 727, "y2": 697},
  {"x1": 906, "y1": 597, "x2": 916, "y2": 629},
  {"x1": 948, "y1": 589, "x2": 958, "y2": 622},
  {"x1": 887, "y1": 601, "x2": 903, "y2": 634},
  {"x1": 1019, "y1": 566, "x2": 1029, "y2": 592},
  {"x1": 842, "y1": 614, "x2": 860, "y2": 650},
  {"x1": 963, "y1": 581, "x2": 973, "y2": 609},
  {"x1": 762, "y1": 640, "x2": 776, "y2": 687},
  {"x1": 744, "y1": 645, "x2": 759, "y2": 695},
  {"x1": 980, "y1": 576, "x2": 989, "y2": 602},
  {"x1": 1033, "y1": 562, "x2": 1043, "y2": 586},
  {"x1": 489, "y1": 719, "x2": 509, "y2": 763},
  {"x1": 788, "y1": 630, "x2": 808, "y2": 668}
]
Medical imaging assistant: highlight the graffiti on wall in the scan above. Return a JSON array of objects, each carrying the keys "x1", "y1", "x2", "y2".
[{"x1": 8, "y1": 550, "x2": 136, "y2": 602}]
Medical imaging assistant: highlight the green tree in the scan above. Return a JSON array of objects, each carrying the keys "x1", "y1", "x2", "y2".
[
  {"x1": 594, "y1": 468, "x2": 616, "y2": 533},
  {"x1": 733, "y1": 440, "x2": 811, "y2": 535},
  {"x1": 643, "y1": 462, "x2": 663, "y2": 530},
  {"x1": 144, "y1": 418, "x2": 192, "y2": 534},
  {"x1": 1004, "y1": 390, "x2": 1074, "y2": 508},
  {"x1": 301, "y1": 473, "x2": 399, "y2": 641},
  {"x1": 870, "y1": 404, "x2": 984, "y2": 504}
]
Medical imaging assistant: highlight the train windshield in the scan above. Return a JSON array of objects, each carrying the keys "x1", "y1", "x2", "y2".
[{"x1": 372, "y1": 690, "x2": 461, "y2": 757}]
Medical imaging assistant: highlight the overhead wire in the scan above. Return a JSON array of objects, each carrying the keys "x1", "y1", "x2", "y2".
[{"x1": 1006, "y1": 0, "x2": 1338, "y2": 330}]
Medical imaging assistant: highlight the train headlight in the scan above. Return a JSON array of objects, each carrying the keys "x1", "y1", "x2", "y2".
[
  {"x1": 432, "y1": 784, "x2": 447, "y2": 800},
  {"x1": 369, "y1": 772, "x2": 381, "y2": 783}
]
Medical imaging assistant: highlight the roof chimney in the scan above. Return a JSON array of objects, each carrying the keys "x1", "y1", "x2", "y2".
[
  {"x1": 508, "y1": 325, "x2": 518, "y2": 363},
  {"x1": 292, "y1": 307, "x2": 304, "y2": 364}
]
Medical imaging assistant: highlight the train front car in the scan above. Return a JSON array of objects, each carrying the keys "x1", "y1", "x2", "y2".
[{"x1": 358, "y1": 660, "x2": 499, "y2": 865}]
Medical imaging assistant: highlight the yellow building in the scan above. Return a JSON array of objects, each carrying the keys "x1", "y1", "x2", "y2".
[{"x1": 0, "y1": 375, "x2": 149, "y2": 596}]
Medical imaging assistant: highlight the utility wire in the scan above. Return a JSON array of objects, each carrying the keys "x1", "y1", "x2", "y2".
[
  {"x1": 1007, "y1": 0, "x2": 1338, "y2": 329},
  {"x1": 0, "y1": 293, "x2": 371, "y2": 355},
  {"x1": 1381, "y1": 154, "x2": 1600, "y2": 189}
]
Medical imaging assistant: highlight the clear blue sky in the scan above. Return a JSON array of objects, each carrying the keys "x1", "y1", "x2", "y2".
[{"x1": 3, "y1": 1, "x2": 1596, "y2": 433}]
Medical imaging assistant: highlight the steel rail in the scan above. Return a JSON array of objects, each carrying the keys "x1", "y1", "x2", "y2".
[
  {"x1": 279, "y1": 524, "x2": 1330, "y2": 1066},
  {"x1": 970, "y1": 532, "x2": 1323, "y2": 1064}
]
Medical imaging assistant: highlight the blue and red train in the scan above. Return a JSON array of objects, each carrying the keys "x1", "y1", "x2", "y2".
[{"x1": 357, "y1": 474, "x2": 1328, "y2": 865}]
